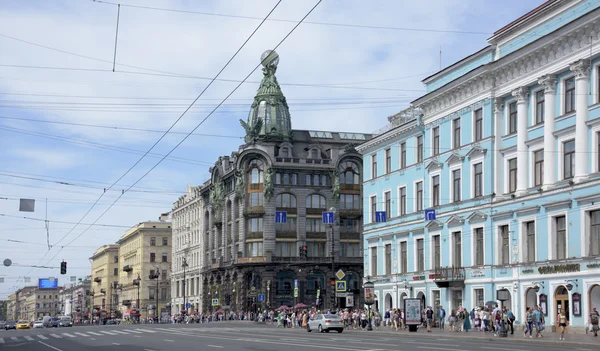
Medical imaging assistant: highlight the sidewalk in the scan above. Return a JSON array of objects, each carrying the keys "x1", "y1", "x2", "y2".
[{"x1": 367, "y1": 325, "x2": 600, "y2": 347}]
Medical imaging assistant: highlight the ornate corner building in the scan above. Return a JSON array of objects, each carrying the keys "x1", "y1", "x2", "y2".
[{"x1": 171, "y1": 51, "x2": 371, "y2": 314}]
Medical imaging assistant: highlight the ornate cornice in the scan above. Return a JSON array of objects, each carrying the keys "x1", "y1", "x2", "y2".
[
  {"x1": 494, "y1": 98, "x2": 504, "y2": 114},
  {"x1": 538, "y1": 74, "x2": 557, "y2": 93},
  {"x1": 569, "y1": 59, "x2": 591, "y2": 79},
  {"x1": 511, "y1": 87, "x2": 529, "y2": 104}
]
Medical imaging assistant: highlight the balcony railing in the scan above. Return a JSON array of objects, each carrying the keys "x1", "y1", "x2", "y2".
[
  {"x1": 122, "y1": 265, "x2": 133, "y2": 272},
  {"x1": 94, "y1": 277, "x2": 102, "y2": 283},
  {"x1": 433, "y1": 266, "x2": 466, "y2": 288}
]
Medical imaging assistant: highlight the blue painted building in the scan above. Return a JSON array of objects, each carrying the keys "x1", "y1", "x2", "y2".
[{"x1": 358, "y1": 0, "x2": 600, "y2": 331}]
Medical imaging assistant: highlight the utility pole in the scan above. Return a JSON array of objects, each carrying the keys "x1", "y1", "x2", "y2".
[
  {"x1": 182, "y1": 257, "x2": 188, "y2": 315},
  {"x1": 155, "y1": 267, "x2": 159, "y2": 323}
]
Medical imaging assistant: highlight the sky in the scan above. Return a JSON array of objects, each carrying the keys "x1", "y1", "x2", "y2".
[{"x1": 0, "y1": 0, "x2": 544, "y2": 299}]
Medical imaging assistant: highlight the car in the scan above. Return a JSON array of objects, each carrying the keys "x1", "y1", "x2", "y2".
[
  {"x1": 58, "y1": 316, "x2": 72, "y2": 327},
  {"x1": 4, "y1": 321, "x2": 16, "y2": 330},
  {"x1": 33, "y1": 320, "x2": 44, "y2": 328},
  {"x1": 16, "y1": 321, "x2": 30, "y2": 330},
  {"x1": 307, "y1": 313, "x2": 343, "y2": 333},
  {"x1": 49, "y1": 318, "x2": 60, "y2": 328},
  {"x1": 0, "y1": 321, "x2": 6, "y2": 329}
]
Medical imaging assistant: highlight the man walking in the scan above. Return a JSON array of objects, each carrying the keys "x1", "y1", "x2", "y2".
[
  {"x1": 590, "y1": 307, "x2": 599, "y2": 337},
  {"x1": 439, "y1": 306, "x2": 446, "y2": 330},
  {"x1": 426, "y1": 306, "x2": 434, "y2": 332},
  {"x1": 532, "y1": 305, "x2": 543, "y2": 338},
  {"x1": 506, "y1": 307, "x2": 515, "y2": 334}
]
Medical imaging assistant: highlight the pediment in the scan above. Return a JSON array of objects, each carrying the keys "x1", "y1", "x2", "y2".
[
  {"x1": 425, "y1": 220, "x2": 443, "y2": 230},
  {"x1": 446, "y1": 215, "x2": 465, "y2": 227},
  {"x1": 426, "y1": 160, "x2": 443, "y2": 171},
  {"x1": 445, "y1": 153, "x2": 465, "y2": 165},
  {"x1": 467, "y1": 211, "x2": 488, "y2": 223},
  {"x1": 514, "y1": 205, "x2": 541, "y2": 216},
  {"x1": 466, "y1": 146, "x2": 487, "y2": 158}
]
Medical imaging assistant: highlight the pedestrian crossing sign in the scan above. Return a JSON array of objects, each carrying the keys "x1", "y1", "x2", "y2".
[
  {"x1": 335, "y1": 280, "x2": 346, "y2": 292},
  {"x1": 212, "y1": 298, "x2": 219, "y2": 306}
]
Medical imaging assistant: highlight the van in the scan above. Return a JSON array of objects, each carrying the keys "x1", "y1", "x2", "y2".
[{"x1": 42, "y1": 316, "x2": 53, "y2": 327}]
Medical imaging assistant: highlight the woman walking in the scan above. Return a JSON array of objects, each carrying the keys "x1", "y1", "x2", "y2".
[
  {"x1": 558, "y1": 310, "x2": 568, "y2": 341},
  {"x1": 524, "y1": 307, "x2": 534, "y2": 338}
]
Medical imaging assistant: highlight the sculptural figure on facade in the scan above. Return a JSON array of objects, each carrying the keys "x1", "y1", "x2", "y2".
[
  {"x1": 210, "y1": 180, "x2": 225, "y2": 212},
  {"x1": 263, "y1": 167, "x2": 274, "y2": 199},
  {"x1": 234, "y1": 170, "x2": 245, "y2": 200},
  {"x1": 331, "y1": 169, "x2": 340, "y2": 199},
  {"x1": 240, "y1": 118, "x2": 263, "y2": 143}
]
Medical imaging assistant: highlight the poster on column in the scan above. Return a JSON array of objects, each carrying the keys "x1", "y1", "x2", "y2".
[
  {"x1": 346, "y1": 295, "x2": 354, "y2": 307},
  {"x1": 404, "y1": 298, "x2": 422, "y2": 326}
]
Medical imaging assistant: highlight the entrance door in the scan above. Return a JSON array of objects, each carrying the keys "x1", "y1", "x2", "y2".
[{"x1": 555, "y1": 286, "x2": 569, "y2": 323}]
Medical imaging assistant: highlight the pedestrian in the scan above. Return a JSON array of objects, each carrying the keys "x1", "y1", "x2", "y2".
[
  {"x1": 439, "y1": 306, "x2": 446, "y2": 330},
  {"x1": 426, "y1": 306, "x2": 433, "y2": 332},
  {"x1": 506, "y1": 307, "x2": 515, "y2": 334},
  {"x1": 463, "y1": 309, "x2": 471, "y2": 332},
  {"x1": 533, "y1": 306, "x2": 543, "y2": 338},
  {"x1": 524, "y1": 307, "x2": 533, "y2": 338},
  {"x1": 449, "y1": 310, "x2": 456, "y2": 332},
  {"x1": 385, "y1": 309, "x2": 391, "y2": 327},
  {"x1": 558, "y1": 310, "x2": 568, "y2": 341}
]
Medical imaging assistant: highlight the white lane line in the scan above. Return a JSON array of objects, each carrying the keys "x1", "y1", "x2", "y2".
[
  {"x1": 112, "y1": 330, "x2": 129, "y2": 335},
  {"x1": 113, "y1": 342, "x2": 121, "y2": 345},
  {"x1": 90, "y1": 338, "x2": 96, "y2": 340},
  {"x1": 38, "y1": 340, "x2": 65, "y2": 351},
  {"x1": 87, "y1": 331, "x2": 102, "y2": 336},
  {"x1": 10, "y1": 337, "x2": 19, "y2": 341},
  {"x1": 207, "y1": 346, "x2": 224, "y2": 349},
  {"x1": 418, "y1": 347, "x2": 449, "y2": 351},
  {"x1": 134, "y1": 335, "x2": 142, "y2": 338},
  {"x1": 145, "y1": 349, "x2": 157, "y2": 351},
  {"x1": 480, "y1": 348, "x2": 528, "y2": 351},
  {"x1": 62, "y1": 333, "x2": 76, "y2": 338},
  {"x1": 0, "y1": 338, "x2": 4, "y2": 344},
  {"x1": 136, "y1": 328, "x2": 156, "y2": 333},
  {"x1": 74, "y1": 332, "x2": 89, "y2": 337},
  {"x1": 164, "y1": 339, "x2": 175, "y2": 342},
  {"x1": 50, "y1": 334, "x2": 62, "y2": 339},
  {"x1": 37, "y1": 335, "x2": 49, "y2": 340},
  {"x1": 99, "y1": 330, "x2": 117, "y2": 335},
  {"x1": 24, "y1": 336, "x2": 35, "y2": 341},
  {"x1": 128, "y1": 330, "x2": 143, "y2": 334}
]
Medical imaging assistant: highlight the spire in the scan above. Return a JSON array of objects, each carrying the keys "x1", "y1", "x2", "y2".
[{"x1": 240, "y1": 50, "x2": 292, "y2": 143}]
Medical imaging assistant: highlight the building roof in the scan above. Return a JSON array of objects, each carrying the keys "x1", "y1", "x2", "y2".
[
  {"x1": 118, "y1": 221, "x2": 171, "y2": 243},
  {"x1": 491, "y1": 0, "x2": 560, "y2": 37}
]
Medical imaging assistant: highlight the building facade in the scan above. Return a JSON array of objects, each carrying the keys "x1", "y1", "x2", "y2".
[
  {"x1": 171, "y1": 51, "x2": 368, "y2": 314},
  {"x1": 58, "y1": 278, "x2": 91, "y2": 322},
  {"x1": 89, "y1": 244, "x2": 119, "y2": 319},
  {"x1": 116, "y1": 220, "x2": 172, "y2": 320},
  {"x1": 360, "y1": 0, "x2": 600, "y2": 331}
]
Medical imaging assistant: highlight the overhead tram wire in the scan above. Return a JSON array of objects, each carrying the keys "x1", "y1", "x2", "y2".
[
  {"x1": 0, "y1": 213, "x2": 131, "y2": 228},
  {"x1": 22, "y1": 0, "x2": 285, "y2": 279},
  {"x1": 42, "y1": 0, "x2": 325, "y2": 268}
]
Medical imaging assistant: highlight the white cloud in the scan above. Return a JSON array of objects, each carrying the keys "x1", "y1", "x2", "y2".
[{"x1": 9, "y1": 148, "x2": 83, "y2": 170}]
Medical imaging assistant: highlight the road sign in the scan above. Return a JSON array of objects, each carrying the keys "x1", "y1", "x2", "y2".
[
  {"x1": 186, "y1": 302, "x2": 191, "y2": 308},
  {"x1": 294, "y1": 287, "x2": 299, "y2": 298},
  {"x1": 335, "y1": 269, "x2": 345, "y2": 280},
  {"x1": 322, "y1": 211, "x2": 334, "y2": 224},
  {"x1": 275, "y1": 211, "x2": 287, "y2": 223},
  {"x1": 335, "y1": 280, "x2": 347, "y2": 292},
  {"x1": 375, "y1": 211, "x2": 387, "y2": 223},
  {"x1": 212, "y1": 298, "x2": 219, "y2": 306},
  {"x1": 316, "y1": 289, "x2": 320, "y2": 298},
  {"x1": 294, "y1": 279, "x2": 298, "y2": 288},
  {"x1": 257, "y1": 294, "x2": 265, "y2": 302},
  {"x1": 424, "y1": 208, "x2": 436, "y2": 221}
]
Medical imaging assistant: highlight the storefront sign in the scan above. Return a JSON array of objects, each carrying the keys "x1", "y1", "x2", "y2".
[
  {"x1": 521, "y1": 269, "x2": 534, "y2": 274},
  {"x1": 404, "y1": 298, "x2": 422, "y2": 326},
  {"x1": 412, "y1": 275, "x2": 425, "y2": 281},
  {"x1": 471, "y1": 270, "x2": 485, "y2": 278},
  {"x1": 538, "y1": 264, "x2": 580, "y2": 274},
  {"x1": 572, "y1": 293, "x2": 581, "y2": 317},
  {"x1": 587, "y1": 263, "x2": 600, "y2": 269}
]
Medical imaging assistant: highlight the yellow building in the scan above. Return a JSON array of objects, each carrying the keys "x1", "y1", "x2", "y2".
[
  {"x1": 6, "y1": 293, "x2": 17, "y2": 320},
  {"x1": 90, "y1": 244, "x2": 119, "y2": 319},
  {"x1": 117, "y1": 220, "x2": 171, "y2": 320}
]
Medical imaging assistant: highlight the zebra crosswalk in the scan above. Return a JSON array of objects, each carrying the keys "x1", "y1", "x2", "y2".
[{"x1": 0, "y1": 327, "x2": 163, "y2": 344}]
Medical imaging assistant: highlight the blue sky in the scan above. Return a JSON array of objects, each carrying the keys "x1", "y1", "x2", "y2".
[{"x1": 0, "y1": 0, "x2": 544, "y2": 298}]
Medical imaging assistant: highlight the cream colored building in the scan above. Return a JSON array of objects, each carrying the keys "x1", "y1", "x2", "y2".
[
  {"x1": 6, "y1": 293, "x2": 17, "y2": 320},
  {"x1": 90, "y1": 244, "x2": 119, "y2": 318},
  {"x1": 117, "y1": 219, "x2": 172, "y2": 320},
  {"x1": 8, "y1": 286, "x2": 59, "y2": 321}
]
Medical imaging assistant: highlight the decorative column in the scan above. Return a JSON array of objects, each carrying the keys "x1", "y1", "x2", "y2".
[
  {"x1": 539, "y1": 75, "x2": 557, "y2": 190},
  {"x1": 570, "y1": 60, "x2": 591, "y2": 183},
  {"x1": 512, "y1": 87, "x2": 529, "y2": 195},
  {"x1": 493, "y1": 98, "x2": 504, "y2": 197}
]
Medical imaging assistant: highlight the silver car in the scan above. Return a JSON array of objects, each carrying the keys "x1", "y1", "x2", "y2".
[{"x1": 307, "y1": 314, "x2": 343, "y2": 333}]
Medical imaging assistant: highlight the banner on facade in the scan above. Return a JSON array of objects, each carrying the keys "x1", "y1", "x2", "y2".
[
  {"x1": 404, "y1": 298, "x2": 422, "y2": 326},
  {"x1": 346, "y1": 295, "x2": 354, "y2": 307}
]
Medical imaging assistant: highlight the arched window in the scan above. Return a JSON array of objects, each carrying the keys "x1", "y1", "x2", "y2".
[
  {"x1": 247, "y1": 159, "x2": 264, "y2": 184},
  {"x1": 306, "y1": 194, "x2": 326, "y2": 209},
  {"x1": 275, "y1": 193, "x2": 297, "y2": 208},
  {"x1": 339, "y1": 161, "x2": 360, "y2": 185},
  {"x1": 308, "y1": 148, "x2": 320, "y2": 159}
]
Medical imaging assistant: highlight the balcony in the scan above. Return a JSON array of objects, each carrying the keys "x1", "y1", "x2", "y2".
[
  {"x1": 432, "y1": 266, "x2": 466, "y2": 288},
  {"x1": 339, "y1": 209, "x2": 362, "y2": 219},
  {"x1": 122, "y1": 300, "x2": 131, "y2": 306},
  {"x1": 122, "y1": 265, "x2": 133, "y2": 272},
  {"x1": 94, "y1": 277, "x2": 102, "y2": 283},
  {"x1": 244, "y1": 206, "x2": 264, "y2": 218}
]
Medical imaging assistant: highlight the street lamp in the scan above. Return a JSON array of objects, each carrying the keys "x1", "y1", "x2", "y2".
[
  {"x1": 364, "y1": 280, "x2": 375, "y2": 331},
  {"x1": 328, "y1": 207, "x2": 336, "y2": 310},
  {"x1": 154, "y1": 267, "x2": 159, "y2": 323},
  {"x1": 182, "y1": 257, "x2": 188, "y2": 315},
  {"x1": 133, "y1": 274, "x2": 141, "y2": 311}
]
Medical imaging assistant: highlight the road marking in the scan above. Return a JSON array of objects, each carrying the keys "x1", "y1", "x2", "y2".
[
  {"x1": 37, "y1": 335, "x2": 49, "y2": 340},
  {"x1": 10, "y1": 337, "x2": 18, "y2": 341},
  {"x1": 87, "y1": 331, "x2": 102, "y2": 336},
  {"x1": 90, "y1": 338, "x2": 96, "y2": 340},
  {"x1": 99, "y1": 330, "x2": 117, "y2": 335},
  {"x1": 136, "y1": 328, "x2": 156, "y2": 333},
  {"x1": 145, "y1": 349, "x2": 157, "y2": 351},
  {"x1": 134, "y1": 335, "x2": 142, "y2": 338},
  {"x1": 112, "y1": 330, "x2": 129, "y2": 335},
  {"x1": 24, "y1": 336, "x2": 35, "y2": 341},
  {"x1": 62, "y1": 333, "x2": 76, "y2": 338},
  {"x1": 418, "y1": 347, "x2": 449, "y2": 351},
  {"x1": 38, "y1": 341, "x2": 65, "y2": 351},
  {"x1": 207, "y1": 346, "x2": 224, "y2": 349},
  {"x1": 128, "y1": 330, "x2": 143, "y2": 333},
  {"x1": 49, "y1": 334, "x2": 62, "y2": 339},
  {"x1": 480, "y1": 348, "x2": 528, "y2": 351},
  {"x1": 0, "y1": 338, "x2": 4, "y2": 344},
  {"x1": 164, "y1": 339, "x2": 175, "y2": 342},
  {"x1": 74, "y1": 332, "x2": 89, "y2": 337},
  {"x1": 113, "y1": 343, "x2": 120, "y2": 345}
]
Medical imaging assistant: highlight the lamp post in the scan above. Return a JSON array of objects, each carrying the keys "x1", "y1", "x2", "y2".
[
  {"x1": 328, "y1": 207, "x2": 336, "y2": 310},
  {"x1": 133, "y1": 274, "x2": 141, "y2": 312},
  {"x1": 182, "y1": 257, "x2": 188, "y2": 315},
  {"x1": 364, "y1": 280, "x2": 374, "y2": 331},
  {"x1": 155, "y1": 267, "x2": 159, "y2": 323}
]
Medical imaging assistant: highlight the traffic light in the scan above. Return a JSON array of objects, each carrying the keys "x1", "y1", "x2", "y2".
[{"x1": 60, "y1": 261, "x2": 67, "y2": 275}]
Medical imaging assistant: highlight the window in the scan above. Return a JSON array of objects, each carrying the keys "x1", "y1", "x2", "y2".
[
  {"x1": 306, "y1": 218, "x2": 325, "y2": 233},
  {"x1": 150, "y1": 269, "x2": 155, "y2": 278},
  {"x1": 433, "y1": 235, "x2": 441, "y2": 269},
  {"x1": 453, "y1": 231, "x2": 462, "y2": 267},
  {"x1": 370, "y1": 196, "x2": 377, "y2": 223},
  {"x1": 340, "y1": 219, "x2": 359, "y2": 233},
  {"x1": 162, "y1": 270, "x2": 167, "y2": 281},
  {"x1": 432, "y1": 175, "x2": 440, "y2": 207},
  {"x1": 535, "y1": 90, "x2": 545, "y2": 124},
  {"x1": 245, "y1": 242, "x2": 263, "y2": 257},
  {"x1": 432, "y1": 127, "x2": 440, "y2": 155},
  {"x1": 275, "y1": 242, "x2": 294, "y2": 257},
  {"x1": 453, "y1": 118, "x2": 461, "y2": 149},
  {"x1": 563, "y1": 140, "x2": 575, "y2": 179},
  {"x1": 247, "y1": 159, "x2": 264, "y2": 184},
  {"x1": 500, "y1": 225, "x2": 510, "y2": 265},
  {"x1": 275, "y1": 216, "x2": 297, "y2": 233},
  {"x1": 452, "y1": 169, "x2": 461, "y2": 202},
  {"x1": 416, "y1": 181, "x2": 423, "y2": 211},
  {"x1": 162, "y1": 237, "x2": 168, "y2": 246},
  {"x1": 306, "y1": 194, "x2": 326, "y2": 209},
  {"x1": 475, "y1": 228, "x2": 484, "y2": 266},
  {"x1": 340, "y1": 243, "x2": 360, "y2": 257},
  {"x1": 385, "y1": 148, "x2": 391, "y2": 174},
  {"x1": 385, "y1": 244, "x2": 392, "y2": 274},
  {"x1": 276, "y1": 173, "x2": 298, "y2": 185},
  {"x1": 149, "y1": 288, "x2": 155, "y2": 300},
  {"x1": 474, "y1": 163, "x2": 483, "y2": 197},
  {"x1": 370, "y1": 247, "x2": 378, "y2": 276},
  {"x1": 400, "y1": 142, "x2": 407, "y2": 169},
  {"x1": 384, "y1": 191, "x2": 391, "y2": 220},
  {"x1": 309, "y1": 149, "x2": 319, "y2": 159},
  {"x1": 400, "y1": 242, "x2": 407, "y2": 273},
  {"x1": 275, "y1": 193, "x2": 297, "y2": 208},
  {"x1": 371, "y1": 155, "x2": 377, "y2": 178},
  {"x1": 506, "y1": 158, "x2": 517, "y2": 193},
  {"x1": 474, "y1": 108, "x2": 483, "y2": 141},
  {"x1": 280, "y1": 147, "x2": 289, "y2": 158},
  {"x1": 474, "y1": 288, "x2": 484, "y2": 307},
  {"x1": 556, "y1": 216, "x2": 567, "y2": 259},
  {"x1": 161, "y1": 287, "x2": 168, "y2": 301},
  {"x1": 526, "y1": 221, "x2": 536, "y2": 262},
  {"x1": 417, "y1": 136, "x2": 424, "y2": 163},
  {"x1": 162, "y1": 253, "x2": 168, "y2": 263},
  {"x1": 248, "y1": 192, "x2": 263, "y2": 207},
  {"x1": 339, "y1": 161, "x2": 359, "y2": 185},
  {"x1": 534, "y1": 150, "x2": 544, "y2": 186},
  {"x1": 305, "y1": 174, "x2": 327, "y2": 186},
  {"x1": 340, "y1": 194, "x2": 360, "y2": 209},
  {"x1": 113, "y1": 268, "x2": 118, "y2": 276},
  {"x1": 114, "y1": 255, "x2": 118, "y2": 263},
  {"x1": 590, "y1": 210, "x2": 600, "y2": 256},
  {"x1": 399, "y1": 187, "x2": 407, "y2": 215},
  {"x1": 246, "y1": 218, "x2": 263, "y2": 232},
  {"x1": 150, "y1": 253, "x2": 156, "y2": 263},
  {"x1": 417, "y1": 239, "x2": 424, "y2": 272},
  {"x1": 508, "y1": 102, "x2": 517, "y2": 134},
  {"x1": 565, "y1": 77, "x2": 575, "y2": 114},
  {"x1": 150, "y1": 237, "x2": 156, "y2": 246}
]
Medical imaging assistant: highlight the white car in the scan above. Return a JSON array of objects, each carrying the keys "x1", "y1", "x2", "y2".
[{"x1": 33, "y1": 320, "x2": 44, "y2": 328}]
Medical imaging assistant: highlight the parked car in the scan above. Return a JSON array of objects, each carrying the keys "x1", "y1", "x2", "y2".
[
  {"x1": 4, "y1": 321, "x2": 16, "y2": 330},
  {"x1": 0, "y1": 321, "x2": 6, "y2": 329},
  {"x1": 307, "y1": 314, "x2": 343, "y2": 333},
  {"x1": 33, "y1": 320, "x2": 44, "y2": 328},
  {"x1": 49, "y1": 318, "x2": 60, "y2": 328},
  {"x1": 16, "y1": 321, "x2": 30, "y2": 330}
]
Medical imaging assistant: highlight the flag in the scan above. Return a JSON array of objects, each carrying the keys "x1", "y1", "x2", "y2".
[{"x1": 19, "y1": 199, "x2": 35, "y2": 212}]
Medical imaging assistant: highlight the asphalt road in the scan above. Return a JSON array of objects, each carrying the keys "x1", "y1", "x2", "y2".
[{"x1": 0, "y1": 322, "x2": 597, "y2": 351}]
